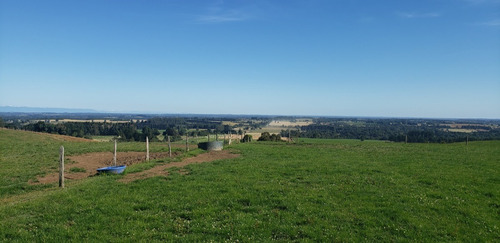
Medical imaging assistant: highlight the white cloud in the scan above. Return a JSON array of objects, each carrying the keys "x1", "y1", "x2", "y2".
[
  {"x1": 198, "y1": 10, "x2": 249, "y2": 23},
  {"x1": 396, "y1": 12, "x2": 441, "y2": 19},
  {"x1": 462, "y1": 0, "x2": 500, "y2": 5},
  {"x1": 196, "y1": 1, "x2": 252, "y2": 23},
  {"x1": 477, "y1": 19, "x2": 500, "y2": 26}
]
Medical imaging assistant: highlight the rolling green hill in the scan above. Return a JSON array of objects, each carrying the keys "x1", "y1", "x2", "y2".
[{"x1": 1, "y1": 129, "x2": 499, "y2": 241}]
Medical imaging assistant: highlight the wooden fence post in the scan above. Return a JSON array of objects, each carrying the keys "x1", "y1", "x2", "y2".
[
  {"x1": 113, "y1": 139, "x2": 117, "y2": 166},
  {"x1": 146, "y1": 136, "x2": 149, "y2": 161},
  {"x1": 405, "y1": 135, "x2": 408, "y2": 144},
  {"x1": 466, "y1": 136, "x2": 469, "y2": 145},
  {"x1": 228, "y1": 132, "x2": 232, "y2": 145},
  {"x1": 168, "y1": 136, "x2": 172, "y2": 158},
  {"x1": 186, "y1": 135, "x2": 189, "y2": 152},
  {"x1": 59, "y1": 146, "x2": 64, "y2": 188}
]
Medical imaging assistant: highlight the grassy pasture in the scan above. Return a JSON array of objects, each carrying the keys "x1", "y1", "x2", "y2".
[
  {"x1": 0, "y1": 129, "x2": 179, "y2": 196},
  {"x1": 0, "y1": 129, "x2": 499, "y2": 241}
]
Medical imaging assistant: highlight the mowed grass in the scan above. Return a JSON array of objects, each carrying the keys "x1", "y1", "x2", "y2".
[{"x1": 0, "y1": 130, "x2": 499, "y2": 241}]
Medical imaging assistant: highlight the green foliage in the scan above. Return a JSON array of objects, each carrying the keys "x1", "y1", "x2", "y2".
[
  {"x1": 141, "y1": 127, "x2": 160, "y2": 142},
  {"x1": 1, "y1": 129, "x2": 499, "y2": 241},
  {"x1": 163, "y1": 127, "x2": 182, "y2": 142},
  {"x1": 241, "y1": 134, "x2": 252, "y2": 143},
  {"x1": 258, "y1": 132, "x2": 282, "y2": 142},
  {"x1": 22, "y1": 121, "x2": 133, "y2": 138}
]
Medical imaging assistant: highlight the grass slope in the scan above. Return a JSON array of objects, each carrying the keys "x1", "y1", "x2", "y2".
[{"x1": 1, "y1": 130, "x2": 499, "y2": 241}]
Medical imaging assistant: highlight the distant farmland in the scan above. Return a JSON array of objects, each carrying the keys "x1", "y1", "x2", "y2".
[{"x1": 267, "y1": 119, "x2": 313, "y2": 127}]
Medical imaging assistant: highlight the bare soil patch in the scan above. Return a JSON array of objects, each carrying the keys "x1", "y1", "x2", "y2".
[
  {"x1": 31, "y1": 151, "x2": 174, "y2": 185},
  {"x1": 119, "y1": 150, "x2": 240, "y2": 183}
]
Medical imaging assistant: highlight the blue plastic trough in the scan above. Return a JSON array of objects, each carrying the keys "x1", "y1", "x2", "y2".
[{"x1": 97, "y1": 165, "x2": 126, "y2": 174}]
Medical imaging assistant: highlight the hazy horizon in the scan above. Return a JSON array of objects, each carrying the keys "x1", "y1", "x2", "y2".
[
  {"x1": 1, "y1": 105, "x2": 500, "y2": 120},
  {"x1": 1, "y1": 0, "x2": 499, "y2": 119}
]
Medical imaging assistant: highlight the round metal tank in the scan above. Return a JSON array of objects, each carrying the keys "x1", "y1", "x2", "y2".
[{"x1": 198, "y1": 141, "x2": 223, "y2": 151}]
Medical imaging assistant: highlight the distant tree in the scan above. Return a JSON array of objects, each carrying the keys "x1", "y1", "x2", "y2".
[
  {"x1": 118, "y1": 125, "x2": 139, "y2": 141},
  {"x1": 198, "y1": 130, "x2": 209, "y2": 136},
  {"x1": 258, "y1": 132, "x2": 282, "y2": 142},
  {"x1": 241, "y1": 134, "x2": 253, "y2": 143},
  {"x1": 178, "y1": 127, "x2": 187, "y2": 136},
  {"x1": 163, "y1": 127, "x2": 181, "y2": 141},
  {"x1": 0, "y1": 117, "x2": 5, "y2": 128},
  {"x1": 258, "y1": 132, "x2": 271, "y2": 141},
  {"x1": 270, "y1": 133, "x2": 281, "y2": 142},
  {"x1": 142, "y1": 127, "x2": 160, "y2": 142},
  {"x1": 215, "y1": 125, "x2": 225, "y2": 134}
]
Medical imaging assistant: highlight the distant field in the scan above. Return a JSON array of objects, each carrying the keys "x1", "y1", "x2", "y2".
[
  {"x1": 247, "y1": 119, "x2": 313, "y2": 138},
  {"x1": 268, "y1": 119, "x2": 313, "y2": 127},
  {"x1": 91, "y1": 135, "x2": 115, "y2": 142},
  {"x1": 440, "y1": 123, "x2": 497, "y2": 133},
  {"x1": 446, "y1": 129, "x2": 477, "y2": 133},
  {"x1": 221, "y1": 121, "x2": 238, "y2": 126},
  {"x1": 1, "y1": 129, "x2": 499, "y2": 241},
  {"x1": 442, "y1": 123, "x2": 498, "y2": 129}
]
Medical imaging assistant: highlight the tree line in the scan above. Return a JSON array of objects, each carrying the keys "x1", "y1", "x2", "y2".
[
  {"x1": 5, "y1": 117, "x2": 250, "y2": 142},
  {"x1": 290, "y1": 118, "x2": 500, "y2": 143},
  {"x1": 22, "y1": 121, "x2": 128, "y2": 138}
]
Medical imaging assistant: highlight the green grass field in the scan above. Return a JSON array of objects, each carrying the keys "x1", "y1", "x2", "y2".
[{"x1": 1, "y1": 129, "x2": 499, "y2": 241}]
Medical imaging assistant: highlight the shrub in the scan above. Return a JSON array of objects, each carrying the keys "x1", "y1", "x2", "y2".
[
  {"x1": 258, "y1": 132, "x2": 281, "y2": 142},
  {"x1": 241, "y1": 134, "x2": 253, "y2": 143}
]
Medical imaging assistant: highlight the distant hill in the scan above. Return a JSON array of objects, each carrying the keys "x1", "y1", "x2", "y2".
[{"x1": 0, "y1": 106, "x2": 98, "y2": 113}]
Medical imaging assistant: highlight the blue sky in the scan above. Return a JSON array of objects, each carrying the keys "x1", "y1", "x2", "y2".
[{"x1": 1, "y1": 0, "x2": 499, "y2": 118}]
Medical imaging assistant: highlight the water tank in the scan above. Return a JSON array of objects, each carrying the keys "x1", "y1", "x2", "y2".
[{"x1": 198, "y1": 141, "x2": 223, "y2": 151}]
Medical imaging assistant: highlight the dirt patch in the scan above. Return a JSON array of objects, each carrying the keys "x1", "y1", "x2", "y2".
[
  {"x1": 119, "y1": 150, "x2": 240, "y2": 183},
  {"x1": 31, "y1": 151, "x2": 175, "y2": 185}
]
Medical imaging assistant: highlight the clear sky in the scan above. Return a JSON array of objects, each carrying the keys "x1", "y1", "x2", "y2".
[{"x1": 1, "y1": 0, "x2": 499, "y2": 118}]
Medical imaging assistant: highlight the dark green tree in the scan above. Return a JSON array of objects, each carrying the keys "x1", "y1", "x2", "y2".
[
  {"x1": 163, "y1": 127, "x2": 181, "y2": 141},
  {"x1": 241, "y1": 134, "x2": 253, "y2": 143},
  {"x1": 258, "y1": 132, "x2": 271, "y2": 141}
]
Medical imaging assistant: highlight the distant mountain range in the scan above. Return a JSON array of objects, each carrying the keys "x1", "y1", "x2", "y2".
[{"x1": 0, "y1": 106, "x2": 98, "y2": 113}]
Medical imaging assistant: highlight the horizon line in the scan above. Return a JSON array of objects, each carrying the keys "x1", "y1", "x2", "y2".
[{"x1": 0, "y1": 106, "x2": 499, "y2": 120}]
